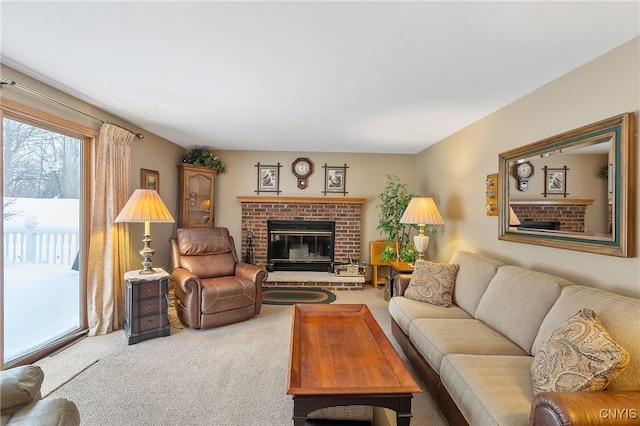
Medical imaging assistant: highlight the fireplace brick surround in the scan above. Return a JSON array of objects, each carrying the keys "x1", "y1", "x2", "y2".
[
  {"x1": 237, "y1": 196, "x2": 366, "y2": 271},
  {"x1": 510, "y1": 199, "x2": 594, "y2": 233}
]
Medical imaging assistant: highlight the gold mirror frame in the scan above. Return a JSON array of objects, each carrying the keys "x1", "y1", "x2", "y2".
[{"x1": 498, "y1": 112, "x2": 635, "y2": 257}]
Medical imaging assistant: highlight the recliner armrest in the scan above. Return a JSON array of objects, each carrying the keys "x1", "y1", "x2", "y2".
[
  {"x1": 393, "y1": 274, "x2": 412, "y2": 296},
  {"x1": 0, "y1": 365, "x2": 44, "y2": 416},
  {"x1": 235, "y1": 262, "x2": 268, "y2": 286},
  {"x1": 529, "y1": 391, "x2": 640, "y2": 426},
  {"x1": 171, "y1": 268, "x2": 201, "y2": 294}
]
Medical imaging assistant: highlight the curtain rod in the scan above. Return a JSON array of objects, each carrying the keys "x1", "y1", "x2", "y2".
[{"x1": 0, "y1": 77, "x2": 144, "y2": 139}]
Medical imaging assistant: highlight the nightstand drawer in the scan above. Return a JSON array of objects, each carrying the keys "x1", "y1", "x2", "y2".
[
  {"x1": 129, "y1": 313, "x2": 168, "y2": 333},
  {"x1": 132, "y1": 297, "x2": 166, "y2": 316},
  {"x1": 131, "y1": 280, "x2": 166, "y2": 300}
]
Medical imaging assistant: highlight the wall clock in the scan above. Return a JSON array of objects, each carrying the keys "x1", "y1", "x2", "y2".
[
  {"x1": 292, "y1": 158, "x2": 313, "y2": 189},
  {"x1": 514, "y1": 160, "x2": 534, "y2": 191}
]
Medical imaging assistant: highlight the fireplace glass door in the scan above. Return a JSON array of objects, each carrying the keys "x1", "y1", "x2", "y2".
[{"x1": 268, "y1": 221, "x2": 334, "y2": 271}]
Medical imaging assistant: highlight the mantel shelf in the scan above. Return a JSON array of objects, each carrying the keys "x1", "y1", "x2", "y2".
[
  {"x1": 236, "y1": 196, "x2": 367, "y2": 205},
  {"x1": 510, "y1": 199, "x2": 594, "y2": 206}
]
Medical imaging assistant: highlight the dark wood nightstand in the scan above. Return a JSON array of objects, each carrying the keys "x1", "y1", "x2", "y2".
[{"x1": 124, "y1": 269, "x2": 170, "y2": 345}]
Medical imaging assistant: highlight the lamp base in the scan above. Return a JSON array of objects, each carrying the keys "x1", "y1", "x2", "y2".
[
  {"x1": 139, "y1": 234, "x2": 156, "y2": 274},
  {"x1": 414, "y1": 235, "x2": 430, "y2": 260}
]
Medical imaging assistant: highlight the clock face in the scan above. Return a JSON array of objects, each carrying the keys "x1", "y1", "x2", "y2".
[
  {"x1": 294, "y1": 161, "x2": 310, "y2": 175},
  {"x1": 292, "y1": 158, "x2": 312, "y2": 178},
  {"x1": 515, "y1": 161, "x2": 534, "y2": 179}
]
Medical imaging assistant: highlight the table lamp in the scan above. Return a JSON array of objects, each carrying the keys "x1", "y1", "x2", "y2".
[
  {"x1": 115, "y1": 189, "x2": 175, "y2": 274},
  {"x1": 509, "y1": 206, "x2": 521, "y2": 229},
  {"x1": 400, "y1": 197, "x2": 444, "y2": 260}
]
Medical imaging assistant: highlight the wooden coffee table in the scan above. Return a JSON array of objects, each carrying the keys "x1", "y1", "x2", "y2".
[{"x1": 287, "y1": 304, "x2": 421, "y2": 425}]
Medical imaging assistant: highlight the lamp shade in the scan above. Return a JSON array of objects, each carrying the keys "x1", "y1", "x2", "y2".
[
  {"x1": 400, "y1": 197, "x2": 444, "y2": 226},
  {"x1": 115, "y1": 189, "x2": 175, "y2": 224},
  {"x1": 509, "y1": 206, "x2": 521, "y2": 226}
]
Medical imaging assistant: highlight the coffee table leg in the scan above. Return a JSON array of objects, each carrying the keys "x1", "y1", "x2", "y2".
[
  {"x1": 396, "y1": 395, "x2": 413, "y2": 426},
  {"x1": 292, "y1": 397, "x2": 307, "y2": 426}
]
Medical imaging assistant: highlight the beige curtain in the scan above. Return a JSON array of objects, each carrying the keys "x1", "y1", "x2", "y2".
[{"x1": 86, "y1": 123, "x2": 135, "y2": 336}]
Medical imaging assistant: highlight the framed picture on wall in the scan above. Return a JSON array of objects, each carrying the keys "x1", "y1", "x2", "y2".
[
  {"x1": 255, "y1": 163, "x2": 281, "y2": 194},
  {"x1": 322, "y1": 164, "x2": 348, "y2": 195},
  {"x1": 543, "y1": 166, "x2": 569, "y2": 197},
  {"x1": 141, "y1": 169, "x2": 159, "y2": 192}
]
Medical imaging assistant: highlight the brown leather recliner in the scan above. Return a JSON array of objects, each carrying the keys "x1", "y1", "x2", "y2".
[{"x1": 170, "y1": 227, "x2": 268, "y2": 329}]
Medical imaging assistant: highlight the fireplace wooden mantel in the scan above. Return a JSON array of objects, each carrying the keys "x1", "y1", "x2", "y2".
[
  {"x1": 237, "y1": 196, "x2": 367, "y2": 205},
  {"x1": 510, "y1": 199, "x2": 594, "y2": 206}
]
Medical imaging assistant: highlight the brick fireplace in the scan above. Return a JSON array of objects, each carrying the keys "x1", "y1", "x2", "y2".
[
  {"x1": 237, "y1": 196, "x2": 366, "y2": 269},
  {"x1": 510, "y1": 199, "x2": 594, "y2": 233}
]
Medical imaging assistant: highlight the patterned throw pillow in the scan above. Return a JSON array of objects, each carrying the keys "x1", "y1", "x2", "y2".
[
  {"x1": 404, "y1": 260, "x2": 459, "y2": 307},
  {"x1": 531, "y1": 308, "x2": 630, "y2": 394}
]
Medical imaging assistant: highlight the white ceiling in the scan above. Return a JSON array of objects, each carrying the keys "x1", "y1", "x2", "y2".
[{"x1": 1, "y1": 1, "x2": 638, "y2": 154}]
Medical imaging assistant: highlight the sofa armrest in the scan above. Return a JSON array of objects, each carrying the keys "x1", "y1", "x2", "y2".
[
  {"x1": 393, "y1": 274, "x2": 412, "y2": 296},
  {"x1": 530, "y1": 391, "x2": 640, "y2": 426},
  {"x1": 0, "y1": 365, "x2": 44, "y2": 416}
]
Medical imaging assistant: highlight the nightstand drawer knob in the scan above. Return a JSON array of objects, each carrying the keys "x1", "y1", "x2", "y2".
[
  {"x1": 147, "y1": 303, "x2": 152, "y2": 309},
  {"x1": 147, "y1": 319, "x2": 153, "y2": 325}
]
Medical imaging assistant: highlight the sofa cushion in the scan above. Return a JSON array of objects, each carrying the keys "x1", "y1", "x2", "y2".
[
  {"x1": 388, "y1": 297, "x2": 472, "y2": 335},
  {"x1": 440, "y1": 354, "x2": 535, "y2": 426},
  {"x1": 474, "y1": 266, "x2": 573, "y2": 354},
  {"x1": 533, "y1": 285, "x2": 640, "y2": 391},
  {"x1": 409, "y1": 319, "x2": 527, "y2": 374},
  {"x1": 449, "y1": 251, "x2": 505, "y2": 316},
  {"x1": 405, "y1": 260, "x2": 459, "y2": 307},
  {"x1": 531, "y1": 308, "x2": 629, "y2": 394}
]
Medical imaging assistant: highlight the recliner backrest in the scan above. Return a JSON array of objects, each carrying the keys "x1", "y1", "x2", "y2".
[{"x1": 175, "y1": 227, "x2": 237, "y2": 278}]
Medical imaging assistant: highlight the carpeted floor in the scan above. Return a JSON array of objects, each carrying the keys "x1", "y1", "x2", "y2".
[{"x1": 40, "y1": 286, "x2": 448, "y2": 426}]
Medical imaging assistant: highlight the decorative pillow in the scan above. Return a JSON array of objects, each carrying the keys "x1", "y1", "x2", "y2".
[
  {"x1": 404, "y1": 260, "x2": 459, "y2": 307},
  {"x1": 531, "y1": 308, "x2": 630, "y2": 394}
]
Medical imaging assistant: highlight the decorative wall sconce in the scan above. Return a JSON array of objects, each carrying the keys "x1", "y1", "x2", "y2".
[{"x1": 485, "y1": 173, "x2": 498, "y2": 216}]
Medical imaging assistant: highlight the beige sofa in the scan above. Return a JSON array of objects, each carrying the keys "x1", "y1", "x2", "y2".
[
  {"x1": 389, "y1": 251, "x2": 640, "y2": 426},
  {"x1": 1, "y1": 365, "x2": 80, "y2": 426}
]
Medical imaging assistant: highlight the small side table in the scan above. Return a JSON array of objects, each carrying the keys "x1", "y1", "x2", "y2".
[
  {"x1": 124, "y1": 268, "x2": 170, "y2": 345},
  {"x1": 388, "y1": 261, "x2": 415, "y2": 299}
]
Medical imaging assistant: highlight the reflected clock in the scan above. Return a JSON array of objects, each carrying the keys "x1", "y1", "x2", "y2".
[
  {"x1": 292, "y1": 157, "x2": 313, "y2": 189},
  {"x1": 514, "y1": 161, "x2": 534, "y2": 191}
]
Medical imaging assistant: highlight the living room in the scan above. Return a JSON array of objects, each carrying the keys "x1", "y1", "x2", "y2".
[{"x1": 1, "y1": 2, "x2": 639, "y2": 425}]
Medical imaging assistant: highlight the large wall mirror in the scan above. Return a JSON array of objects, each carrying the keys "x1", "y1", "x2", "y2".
[{"x1": 498, "y1": 112, "x2": 635, "y2": 257}]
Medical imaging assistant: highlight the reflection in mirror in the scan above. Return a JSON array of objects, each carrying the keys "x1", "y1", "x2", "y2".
[{"x1": 498, "y1": 113, "x2": 635, "y2": 257}]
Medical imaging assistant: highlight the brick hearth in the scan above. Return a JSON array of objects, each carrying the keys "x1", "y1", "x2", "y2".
[{"x1": 237, "y1": 196, "x2": 367, "y2": 271}]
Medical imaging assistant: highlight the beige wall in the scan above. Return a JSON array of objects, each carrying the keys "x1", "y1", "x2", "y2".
[
  {"x1": 211, "y1": 151, "x2": 415, "y2": 267},
  {"x1": 1, "y1": 65, "x2": 184, "y2": 272},
  {"x1": 4, "y1": 37, "x2": 638, "y2": 298},
  {"x1": 1, "y1": 66, "x2": 416, "y2": 273},
  {"x1": 415, "y1": 37, "x2": 640, "y2": 297}
]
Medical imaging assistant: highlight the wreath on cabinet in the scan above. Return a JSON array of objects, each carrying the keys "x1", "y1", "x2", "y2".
[{"x1": 182, "y1": 147, "x2": 227, "y2": 173}]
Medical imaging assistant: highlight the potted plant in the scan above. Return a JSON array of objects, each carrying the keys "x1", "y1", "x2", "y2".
[
  {"x1": 376, "y1": 174, "x2": 417, "y2": 263},
  {"x1": 182, "y1": 147, "x2": 227, "y2": 173}
]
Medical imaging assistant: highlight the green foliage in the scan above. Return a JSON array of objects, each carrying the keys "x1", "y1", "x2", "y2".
[
  {"x1": 600, "y1": 166, "x2": 608, "y2": 179},
  {"x1": 376, "y1": 174, "x2": 416, "y2": 262},
  {"x1": 182, "y1": 147, "x2": 226, "y2": 173},
  {"x1": 380, "y1": 242, "x2": 417, "y2": 263}
]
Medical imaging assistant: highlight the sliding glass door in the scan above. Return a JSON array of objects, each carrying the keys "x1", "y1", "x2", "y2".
[{"x1": 2, "y1": 113, "x2": 88, "y2": 366}]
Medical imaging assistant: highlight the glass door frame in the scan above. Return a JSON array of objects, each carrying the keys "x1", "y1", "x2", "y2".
[{"x1": 1, "y1": 99, "x2": 96, "y2": 368}]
